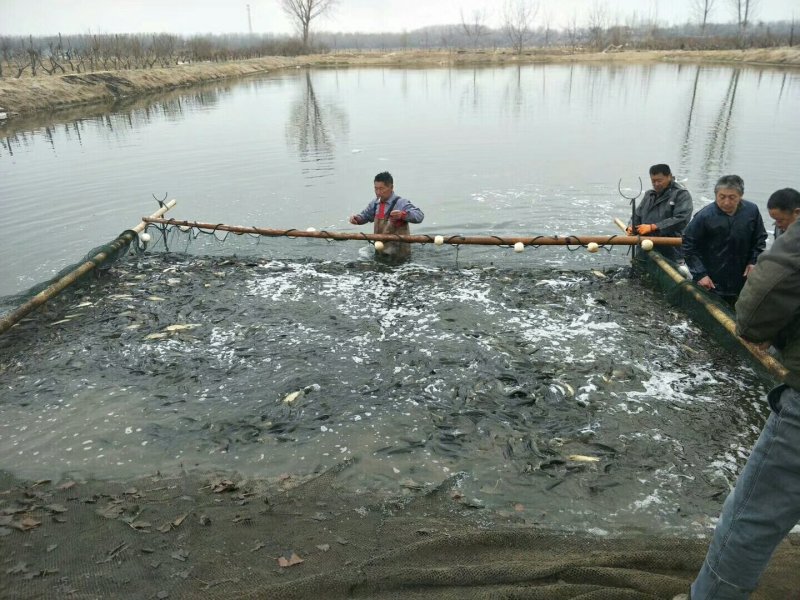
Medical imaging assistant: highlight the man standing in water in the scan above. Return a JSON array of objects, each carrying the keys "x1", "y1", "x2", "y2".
[
  {"x1": 681, "y1": 190, "x2": 800, "y2": 599},
  {"x1": 350, "y1": 172, "x2": 424, "y2": 263},
  {"x1": 628, "y1": 164, "x2": 693, "y2": 262},
  {"x1": 682, "y1": 175, "x2": 767, "y2": 304}
]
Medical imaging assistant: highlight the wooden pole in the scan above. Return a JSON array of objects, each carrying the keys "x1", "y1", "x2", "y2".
[
  {"x1": 613, "y1": 217, "x2": 789, "y2": 382},
  {"x1": 647, "y1": 247, "x2": 789, "y2": 383},
  {"x1": 142, "y1": 218, "x2": 682, "y2": 247},
  {"x1": 0, "y1": 200, "x2": 177, "y2": 336}
]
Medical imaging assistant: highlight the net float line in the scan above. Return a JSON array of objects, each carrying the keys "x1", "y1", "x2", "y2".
[
  {"x1": 0, "y1": 200, "x2": 177, "y2": 337},
  {"x1": 142, "y1": 218, "x2": 682, "y2": 247}
]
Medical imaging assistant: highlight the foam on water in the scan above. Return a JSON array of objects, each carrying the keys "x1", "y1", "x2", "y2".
[{"x1": 0, "y1": 255, "x2": 772, "y2": 534}]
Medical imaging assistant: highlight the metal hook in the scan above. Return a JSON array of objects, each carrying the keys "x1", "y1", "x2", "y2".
[
  {"x1": 618, "y1": 177, "x2": 643, "y2": 259},
  {"x1": 617, "y1": 177, "x2": 643, "y2": 202}
]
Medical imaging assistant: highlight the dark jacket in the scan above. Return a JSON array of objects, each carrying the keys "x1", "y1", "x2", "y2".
[
  {"x1": 633, "y1": 181, "x2": 693, "y2": 262},
  {"x1": 682, "y1": 199, "x2": 768, "y2": 298},
  {"x1": 633, "y1": 181, "x2": 693, "y2": 236},
  {"x1": 736, "y1": 220, "x2": 800, "y2": 390}
]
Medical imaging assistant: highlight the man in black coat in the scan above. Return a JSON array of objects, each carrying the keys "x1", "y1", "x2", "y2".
[{"x1": 682, "y1": 174, "x2": 767, "y2": 303}]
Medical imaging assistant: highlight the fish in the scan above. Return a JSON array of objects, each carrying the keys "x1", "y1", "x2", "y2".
[
  {"x1": 282, "y1": 391, "x2": 303, "y2": 405},
  {"x1": 567, "y1": 454, "x2": 600, "y2": 463},
  {"x1": 163, "y1": 324, "x2": 201, "y2": 332}
]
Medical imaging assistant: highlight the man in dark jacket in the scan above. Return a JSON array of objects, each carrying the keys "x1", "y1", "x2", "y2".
[
  {"x1": 682, "y1": 174, "x2": 767, "y2": 303},
  {"x1": 687, "y1": 201, "x2": 800, "y2": 599},
  {"x1": 767, "y1": 187, "x2": 800, "y2": 240},
  {"x1": 629, "y1": 163, "x2": 693, "y2": 262}
]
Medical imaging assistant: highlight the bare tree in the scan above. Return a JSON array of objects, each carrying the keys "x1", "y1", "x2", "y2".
[
  {"x1": 460, "y1": 8, "x2": 490, "y2": 49},
  {"x1": 541, "y1": 6, "x2": 552, "y2": 46},
  {"x1": 503, "y1": 0, "x2": 539, "y2": 55},
  {"x1": 566, "y1": 10, "x2": 580, "y2": 51},
  {"x1": 729, "y1": 0, "x2": 759, "y2": 37},
  {"x1": 691, "y1": 0, "x2": 717, "y2": 34},
  {"x1": 279, "y1": 0, "x2": 338, "y2": 49},
  {"x1": 587, "y1": 1, "x2": 609, "y2": 50}
]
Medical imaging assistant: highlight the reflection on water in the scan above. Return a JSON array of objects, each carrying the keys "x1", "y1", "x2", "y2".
[
  {"x1": 1, "y1": 84, "x2": 228, "y2": 156},
  {"x1": 1, "y1": 63, "x2": 799, "y2": 298},
  {"x1": 286, "y1": 71, "x2": 348, "y2": 182}
]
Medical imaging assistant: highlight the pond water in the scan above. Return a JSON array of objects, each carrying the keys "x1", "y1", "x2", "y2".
[
  {"x1": 1, "y1": 62, "x2": 798, "y2": 534},
  {"x1": 1, "y1": 62, "x2": 799, "y2": 295}
]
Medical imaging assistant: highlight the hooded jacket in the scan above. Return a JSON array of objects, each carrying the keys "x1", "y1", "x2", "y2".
[
  {"x1": 633, "y1": 180, "x2": 693, "y2": 236},
  {"x1": 632, "y1": 180, "x2": 693, "y2": 262},
  {"x1": 735, "y1": 220, "x2": 800, "y2": 390}
]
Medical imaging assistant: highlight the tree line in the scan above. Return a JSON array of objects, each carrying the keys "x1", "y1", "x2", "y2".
[{"x1": 0, "y1": 6, "x2": 795, "y2": 79}]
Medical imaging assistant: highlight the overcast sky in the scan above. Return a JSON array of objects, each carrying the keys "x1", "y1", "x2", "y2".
[{"x1": 1, "y1": 0, "x2": 796, "y2": 37}]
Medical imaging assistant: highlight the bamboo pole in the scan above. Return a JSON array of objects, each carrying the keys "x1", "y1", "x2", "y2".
[
  {"x1": 143, "y1": 218, "x2": 682, "y2": 246},
  {"x1": 0, "y1": 200, "x2": 176, "y2": 336},
  {"x1": 646, "y1": 248, "x2": 789, "y2": 383},
  {"x1": 612, "y1": 217, "x2": 789, "y2": 382}
]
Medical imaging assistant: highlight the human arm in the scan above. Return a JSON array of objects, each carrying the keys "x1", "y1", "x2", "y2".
[
  {"x1": 390, "y1": 198, "x2": 424, "y2": 224},
  {"x1": 681, "y1": 212, "x2": 708, "y2": 282},
  {"x1": 350, "y1": 199, "x2": 378, "y2": 225},
  {"x1": 736, "y1": 261, "x2": 800, "y2": 344}
]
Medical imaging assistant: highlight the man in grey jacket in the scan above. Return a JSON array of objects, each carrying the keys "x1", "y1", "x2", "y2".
[
  {"x1": 628, "y1": 164, "x2": 693, "y2": 262},
  {"x1": 685, "y1": 199, "x2": 800, "y2": 599}
]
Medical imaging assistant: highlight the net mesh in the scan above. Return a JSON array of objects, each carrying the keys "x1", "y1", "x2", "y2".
[
  {"x1": 1, "y1": 236, "x2": 797, "y2": 600},
  {"x1": 3, "y1": 463, "x2": 800, "y2": 600},
  {"x1": 633, "y1": 251, "x2": 781, "y2": 387}
]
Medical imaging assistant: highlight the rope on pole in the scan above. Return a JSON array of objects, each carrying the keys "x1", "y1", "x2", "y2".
[
  {"x1": 143, "y1": 218, "x2": 683, "y2": 247},
  {"x1": 0, "y1": 200, "x2": 177, "y2": 336}
]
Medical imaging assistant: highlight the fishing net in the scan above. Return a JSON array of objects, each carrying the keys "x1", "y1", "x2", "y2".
[
  {"x1": 633, "y1": 250, "x2": 781, "y2": 387},
  {"x1": 3, "y1": 464, "x2": 800, "y2": 600},
  {"x1": 0, "y1": 229, "x2": 140, "y2": 316},
  {"x1": 2, "y1": 230, "x2": 798, "y2": 600}
]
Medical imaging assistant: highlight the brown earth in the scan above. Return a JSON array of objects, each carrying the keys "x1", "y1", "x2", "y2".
[{"x1": 1, "y1": 47, "x2": 799, "y2": 118}]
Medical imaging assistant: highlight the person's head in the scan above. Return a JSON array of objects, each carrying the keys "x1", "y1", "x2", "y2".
[
  {"x1": 374, "y1": 171, "x2": 394, "y2": 201},
  {"x1": 649, "y1": 164, "x2": 674, "y2": 195},
  {"x1": 714, "y1": 175, "x2": 745, "y2": 216},
  {"x1": 767, "y1": 188, "x2": 800, "y2": 233}
]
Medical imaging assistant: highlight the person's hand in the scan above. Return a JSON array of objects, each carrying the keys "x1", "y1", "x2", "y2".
[
  {"x1": 349, "y1": 215, "x2": 360, "y2": 225},
  {"x1": 389, "y1": 209, "x2": 407, "y2": 221},
  {"x1": 743, "y1": 264, "x2": 756, "y2": 278},
  {"x1": 636, "y1": 224, "x2": 657, "y2": 235},
  {"x1": 625, "y1": 225, "x2": 633, "y2": 235},
  {"x1": 697, "y1": 275, "x2": 715, "y2": 290}
]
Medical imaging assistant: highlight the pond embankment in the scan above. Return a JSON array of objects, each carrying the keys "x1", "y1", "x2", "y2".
[{"x1": 1, "y1": 47, "x2": 799, "y2": 118}]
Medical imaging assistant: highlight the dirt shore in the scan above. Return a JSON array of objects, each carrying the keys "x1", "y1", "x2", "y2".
[{"x1": 1, "y1": 47, "x2": 799, "y2": 118}]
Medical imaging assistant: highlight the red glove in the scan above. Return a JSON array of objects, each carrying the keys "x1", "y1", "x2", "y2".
[{"x1": 636, "y1": 224, "x2": 657, "y2": 235}]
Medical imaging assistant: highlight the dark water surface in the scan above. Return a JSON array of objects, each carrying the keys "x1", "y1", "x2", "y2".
[
  {"x1": 1, "y1": 62, "x2": 796, "y2": 534},
  {"x1": 0, "y1": 248, "x2": 770, "y2": 534}
]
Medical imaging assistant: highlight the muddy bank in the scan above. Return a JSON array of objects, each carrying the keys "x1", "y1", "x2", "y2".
[{"x1": 1, "y1": 47, "x2": 799, "y2": 118}]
